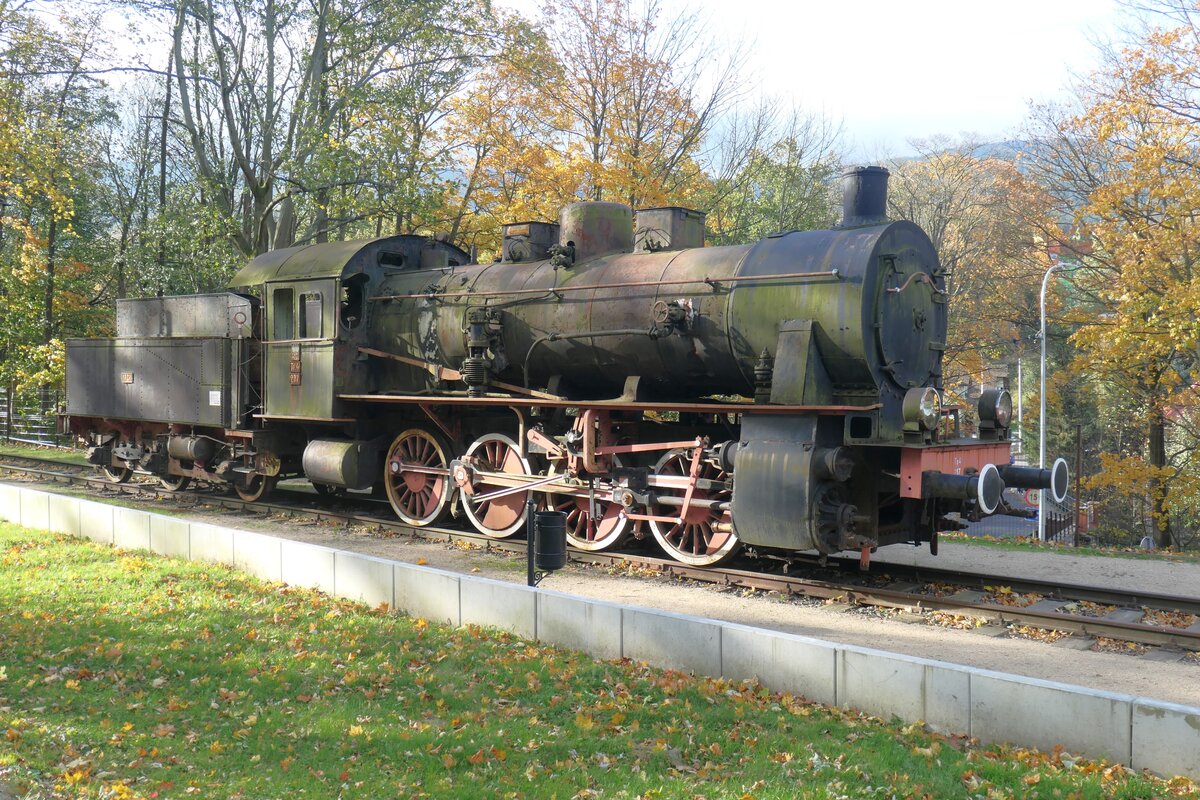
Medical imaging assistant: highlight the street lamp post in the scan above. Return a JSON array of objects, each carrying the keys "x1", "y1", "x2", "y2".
[{"x1": 1038, "y1": 262, "x2": 1062, "y2": 542}]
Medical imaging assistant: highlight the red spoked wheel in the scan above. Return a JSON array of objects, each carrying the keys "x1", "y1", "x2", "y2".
[
  {"x1": 461, "y1": 433, "x2": 531, "y2": 539},
  {"x1": 384, "y1": 428, "x2": 451, "y2": 526},
  {"x1": 648, "y1": 449, "x2": 739, "y2": 566},
  {"x1": 549, "y1": 459, "x2": 631, "y2": 552}
]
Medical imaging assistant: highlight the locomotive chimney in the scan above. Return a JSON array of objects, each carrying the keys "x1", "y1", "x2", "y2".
[{"x1": 840, "y1": 165, "x2": 890, "y2": 228}]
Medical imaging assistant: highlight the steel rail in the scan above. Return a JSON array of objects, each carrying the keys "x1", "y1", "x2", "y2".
[
  {"x1": 828, "y1": 554, "x2": 1200, "y2": 617},
  {"x1": 3, "y1": 454, "x2": 1198, "y2": 651}
]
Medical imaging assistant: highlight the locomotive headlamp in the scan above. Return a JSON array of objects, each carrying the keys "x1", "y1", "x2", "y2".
[
  {"x1": 978, "y1": 388, "x2": 1013, "y2": 429},
  {"x1": 903, "y1": 387, "x2": 941, "y2": 431}
]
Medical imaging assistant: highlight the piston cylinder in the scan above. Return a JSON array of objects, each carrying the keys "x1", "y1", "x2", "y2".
[
  {"x1": 302, "y1": 439, "x2": 378, "y2": 491},
  {"x1": 167, "y1": 435, "x2": 217, "y2": 463}
]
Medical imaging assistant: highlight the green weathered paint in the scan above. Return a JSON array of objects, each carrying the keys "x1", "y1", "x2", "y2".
[
  {"x1": 363, "y1": 217, "x2": 945, "y2": 444},
  {"x1": 234, "y1": 236, "x2": 471, "y2": 423}
]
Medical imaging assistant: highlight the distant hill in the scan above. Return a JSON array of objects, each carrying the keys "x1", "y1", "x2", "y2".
[{"x1": 968, "y1": 141, "x2": 1027, "y2": 161}]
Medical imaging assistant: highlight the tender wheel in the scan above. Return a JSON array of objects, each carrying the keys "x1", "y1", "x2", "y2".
[
  {"x1": 461, "y1": 433, "x2": 532, "y2": 538},
  {"x1": 648, "y1": 449, "x2": 739, "y2": 566},
  {"x1": 234, "y1": 473, "x2": 276, "y2": 502},
  {"x1": 101, "y1": 465, "x2": 132, "y2": 483},
  {"x1": 384, "y1": 428, "x2": 451, "y2": 526},
  {"x1": 549, "y1": 459, "x2": 631, "y2": 551},
  {"x1": 159, "y1": 474, "x2": 192, "y2": 491}
]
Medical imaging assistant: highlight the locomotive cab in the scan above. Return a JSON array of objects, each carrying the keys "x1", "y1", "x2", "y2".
[{"x1": 228, "y1": 235, "x2": 472, "y2": 422}]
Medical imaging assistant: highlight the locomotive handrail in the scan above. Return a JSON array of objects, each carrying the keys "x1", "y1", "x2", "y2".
[
  {"x1": 368, "y1": 269, "x2": 842, "y2": 302},
  {"x1": 263, "y1": 337, "x2": 337, "y2": 345},
  {"x1": 338, "y1": 392, "x2": 882, "y2": 415},
  {"x1": 885, "y1": 272, "x2": 945, "y2": 295}
]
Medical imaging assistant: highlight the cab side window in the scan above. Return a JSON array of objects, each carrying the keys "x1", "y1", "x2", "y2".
[
  {"x1": 300, "y1": 292, "x2": 323, "y2": 338},
  {"x1": 272, "y1": 288, "x2": 294, "y2": 340},
  {"x1": 340, "y1": 276, "x2": 366, "y2": 330}
]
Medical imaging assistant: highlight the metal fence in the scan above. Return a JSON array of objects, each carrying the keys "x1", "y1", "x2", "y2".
[
  {"x1": 960, "y1": 486, "x2": 1079, "y2": 542},
  {"x1": 0, "y1": 388, "x2": 72, "y2": 448}
]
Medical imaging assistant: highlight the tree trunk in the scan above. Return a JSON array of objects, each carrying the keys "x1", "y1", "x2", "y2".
[
  {"x1": 156, "y1": 49, "x2": 171, "y2": 286},
  {"x1": 43, "y1": 213, "x2": 56, "y2": 344},
  {"x1": 1148, "y1": 405, "x2": 1173, "y2": 549}
]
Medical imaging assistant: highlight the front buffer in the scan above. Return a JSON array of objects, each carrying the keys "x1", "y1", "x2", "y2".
[{"x1": 730, "y1": 413, "x2": 1070, "y2": 558}]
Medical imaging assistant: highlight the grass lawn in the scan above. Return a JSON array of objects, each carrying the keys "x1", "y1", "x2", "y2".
[
  {"x1": 0, "y1": 443, "x2": 89, "y2": 468},
  {"x1": 0, "y1": 523, "x2": 1195, "y2": 799}
]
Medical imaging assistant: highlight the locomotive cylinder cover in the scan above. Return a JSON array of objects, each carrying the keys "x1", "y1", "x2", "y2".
[
  {"x1": 167, "y1": 435, "x2": 217, "y2": 463},
  {"x1": 302, "y1": 439, "x2": 378, "y2": 491}
]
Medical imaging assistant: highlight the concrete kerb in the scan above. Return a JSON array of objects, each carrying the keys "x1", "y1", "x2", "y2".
[
  {"x1": 837, "y1": 644, "x2": 971, "y2": 735},
  {"x1": 720, "y1": 622, "x2": 838, "y2": 707},
  {"x1": 394, "y1": 562, "x2": 461, "y2": 627},
  {"x1": 113, "y1": 506, "x2": 151, "y2": 551},
  {"x1": 79, "y1": 500, "x2": 115, "y2": 544},
  {"x1": 232, "y1": 530, "x2": 283, "y2": 582},
  {"x1": 149, "y1": 515, "x2": 190, "y2": 559},
  {"x1": 0, "y1": 483, "x2": 19, "y2": 523},
  {"x1": 536, "y1": 588, "x2": 623, "y2": 661},
  {"x1": 189, "y1": 522, "x2": 234, "y2": 565},
  {"x1": 459, "y1": 575, "x2": 536, "y2": 639},
  {"x1": 622, "y1": 605, "x2": 722, "y2": 676},
  {"x1": 969, "y1": 667, "x2": 1134, "y2": 765},
  {"x1": 281, "y1": 539, "x2": 337, "y2": 594},
  {"x1": 19, "y1": 489, "x2": 49, "y2": 531},
  {"x1": 334, "y1": 551, "x2": 395, "y2": 609},
  {"x1": 1131, "y1": 698, "x2": 1200, "y2": 779},
  {"x1": 47, "y1": 494, "x2": 81, "y2": 537},
  {"x1": 1, "y1": 481, "x2": 1199, "y2": 779}
]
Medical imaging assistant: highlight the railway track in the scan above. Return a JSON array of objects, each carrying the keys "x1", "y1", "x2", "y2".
[{"x1": 3, "y1": 452, "x2": 1199, "y2": 654}]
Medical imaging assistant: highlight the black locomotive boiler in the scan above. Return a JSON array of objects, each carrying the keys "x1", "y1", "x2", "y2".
[{"x1": 65, "y1": 167, "x2": 1068, "y2": 567}]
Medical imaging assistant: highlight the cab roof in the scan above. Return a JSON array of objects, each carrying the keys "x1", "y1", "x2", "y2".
[{"x1": 227, "y1": 235, "x2": 471, "y2": 287}]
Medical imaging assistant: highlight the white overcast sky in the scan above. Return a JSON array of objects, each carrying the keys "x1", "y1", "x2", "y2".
[{"x1": 499, "y1": 0, "x2": 1125, "y2": 159}]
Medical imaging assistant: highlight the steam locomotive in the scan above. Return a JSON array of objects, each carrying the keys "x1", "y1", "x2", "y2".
[{"x1": 65, "y1": 167, "x2": 1068, "y2": 567}]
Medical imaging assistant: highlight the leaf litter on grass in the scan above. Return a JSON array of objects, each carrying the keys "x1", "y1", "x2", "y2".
[{"x1": 0, "y1": 522, "x2": 1195, "y2": 799}]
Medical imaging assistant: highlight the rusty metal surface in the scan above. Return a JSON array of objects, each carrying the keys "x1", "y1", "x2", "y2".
[
  {"x1": 635, "y1": 207, "x2": 706, "y2": 252},
  {"x1": 899, "y1": 441, "x2": 1013, "y2": 499},
  {"x1": 559, "y1": 201, "x2": 632, "y2": 261},
  {"x1": 301, "y1": 439, "x2": 378, "y2": 490},
  {"x1": 731, "y1": 414, "x2": 821, "y2": 551}
]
